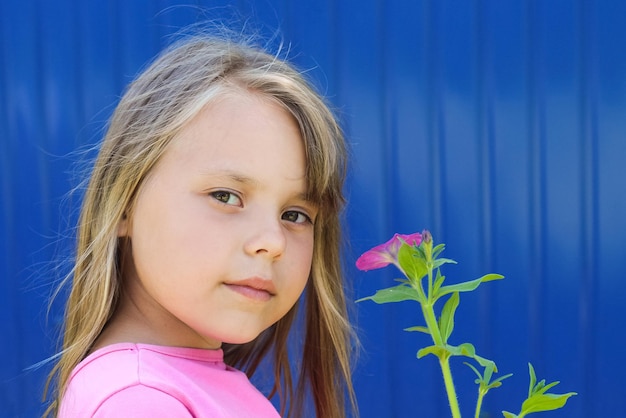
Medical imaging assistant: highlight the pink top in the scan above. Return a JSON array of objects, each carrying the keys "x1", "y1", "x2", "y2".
[{"x1": 59, "y1": 343, "x2": 280, "y2": 417}]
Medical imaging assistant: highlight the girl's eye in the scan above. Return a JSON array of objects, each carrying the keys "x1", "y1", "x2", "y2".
[
  {"x1": 210, "y1": 191, "x2": 242, "y2": 206},
  {"x1": 282, "y1": 210, "x2": 312, "y2": 225}
]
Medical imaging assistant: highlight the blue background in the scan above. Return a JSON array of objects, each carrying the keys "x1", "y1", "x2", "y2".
[{"x1": 1, "y1": 0, "x2": 625, "y2": 417}]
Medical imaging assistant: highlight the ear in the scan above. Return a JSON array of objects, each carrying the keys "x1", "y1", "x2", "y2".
[{"x1": 117, "y1": 213, "x2": 130, "y2": 237}]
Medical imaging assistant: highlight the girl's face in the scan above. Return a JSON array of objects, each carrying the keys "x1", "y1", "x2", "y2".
[{"x1": 118, "y1": 91, "x2": 316, "y2": 349}]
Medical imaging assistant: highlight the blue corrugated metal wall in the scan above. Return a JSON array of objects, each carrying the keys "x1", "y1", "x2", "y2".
[{"x1": 1, "y1": 1, "x2": 625, "y2": 417}]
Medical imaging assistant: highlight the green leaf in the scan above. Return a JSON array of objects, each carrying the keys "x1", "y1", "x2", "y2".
[
  {"x1": 508, "y1": 363, "x2": 577, "y2": 417},
  {"x1": 417, "y1": 345, "x2": 449, "y2": 360},
  {"x1": 417, "y1": 342, "x2": 480, "y2": 362},
  {"x1": 481, "y1": 359, "x2": 496, "y2": 383},
  {"x1": 464, "y1": 361, "x2": 512, "y2": 398},
  {"x1": 489, "y1": 373, "x2": 513, "y2": 390},
  {"x1": 356, "y1": 284, "x2": 422, "y2": 304},
  {"x1": 480, "y1": 273, "x2": 505, "y2": 282},
  {"x1": 528, "y1": 363, "x2": 537, "y2": 398},
  {"x1": 432, "y1": 243, "x2": 446, "y2": 259},
  {"x1": 502, "y1": 411, "x2": 518, "y2": 418},
  {"x1": 438, "y1": 292, "x2": 460, "y2": 343},
  {"x1": 433, "y1": 270, "x2": 445, "y2": 295},
  {"x1": 397, "y1": 244, "x2": 428, "y2": 281},
  {"x1": 519, "y1": 392, "x2": 577, "y2": 414},
  {"x1": 474, "y1": 354, "x2": 498, "y2": 372},
  {"x1": 536, "y1": 380, "x2": 560, "y2": 395},
  {"x1": 450, "y1": 342, "x2": 476, "y2": 357},
  {"x1": 464, "y1": 361, "x2": 483, "y2": 381},
  {"x1": 437, "y1": 273, "x2": 504, "y2": 298},
  {"x1": 433, "y1": 257, "x2": 458, "y2": 269},
  {"x1": 404, "y1": 326, "x2": 430, "y2": 334}
]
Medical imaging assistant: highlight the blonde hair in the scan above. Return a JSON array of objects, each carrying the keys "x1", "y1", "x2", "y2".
[{"x1": 44, "y1": 35, "x2": 356, "y2": 418}]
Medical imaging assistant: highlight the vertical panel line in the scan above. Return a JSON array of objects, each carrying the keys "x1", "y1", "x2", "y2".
[
  {"x1": 423, "y1": 2, "x2": 447, "y2": 413},
  {"x1": 526, "y1": 0, "x2": 546, "y2": 371},
  {"x1": 35, "y1": 0, "x2": 53, "y2": 240},
  {"x1": 0, "y1": 0, "x2": 23, "y2": 400},
  {"x1": 577, "y1": 0, "x2": 598, "y2": 415},
  {"x1": 378, "y1": 0, "x2": 399, "y2": 415},
  {"x1": 426, "y1": 0, "x2": 445, "y2": 241},
  {"x1": 474, "y1": 0, "x2": 496, "y2": 358}
]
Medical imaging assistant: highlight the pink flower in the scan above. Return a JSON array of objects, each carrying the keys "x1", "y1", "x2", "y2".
[{"x1": 356, "y1": 232, "x2": 423, "y2": 271}]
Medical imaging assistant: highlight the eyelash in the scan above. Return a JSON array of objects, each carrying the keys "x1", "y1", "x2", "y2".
[
  {"x1": 282, "y1": 210, "x2": 313, "y2": 225},
  {"x1": 210, "y1": 190, "x2": 242, "y2": 206},
  {"x1": 209, "y1": 191, "x2": 313, "y2": 225}
]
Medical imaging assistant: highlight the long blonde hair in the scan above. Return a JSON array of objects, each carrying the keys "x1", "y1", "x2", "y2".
[{"x1": 44, "y1": 34, "x2": 356, "y2": 418}]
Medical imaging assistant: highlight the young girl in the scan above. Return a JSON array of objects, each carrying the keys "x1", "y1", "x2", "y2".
[{"x1": 45, "y1": 34, "x2": 356, "y2": 418}]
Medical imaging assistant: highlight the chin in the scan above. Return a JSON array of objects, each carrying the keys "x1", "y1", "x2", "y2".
[
  {"x1": 223, "y1": 326, "x2": 279, "y2": 347},
  {"x1": 219, "y1": 332, "x2": 263, "y2": 346}
]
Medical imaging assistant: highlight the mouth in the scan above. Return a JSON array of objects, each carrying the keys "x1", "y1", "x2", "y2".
[{"x1": 224, "y1": 277, "x2": 276, "y2": 302}]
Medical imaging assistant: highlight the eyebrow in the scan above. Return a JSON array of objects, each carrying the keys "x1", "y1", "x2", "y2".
[{"x1": 204, "y1": 170, "x2": 259, "y2": 186}]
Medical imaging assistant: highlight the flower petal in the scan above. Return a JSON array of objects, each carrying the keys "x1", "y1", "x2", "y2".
[
  {"x1": 355, "y1": 249, "x2": 395, "y2": 271},
  {"x1": 356, "y1": 232, "x2": 423, "y2": 271},
  {"x1": 395, "y1": 232, "x2": 423, "y2": 249}
]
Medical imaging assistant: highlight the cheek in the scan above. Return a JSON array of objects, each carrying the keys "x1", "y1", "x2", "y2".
[
  {"x1": 287, "y1": 235, "x2": 315, "y2": 293},
  {"x1": 128, "y1": 213, "x2": 208, "y2": 293}
]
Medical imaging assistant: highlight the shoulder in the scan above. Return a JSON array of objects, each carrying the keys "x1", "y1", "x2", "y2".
[
  {"x1": 59, "y1": 343, "x2": 280, "y2": 418},
  {"x1": 59, "y1": 343, "x2": 194, "y2": 417},
  {"x1": 94, "y1": 385, "x2": 192, "y2": 417}
]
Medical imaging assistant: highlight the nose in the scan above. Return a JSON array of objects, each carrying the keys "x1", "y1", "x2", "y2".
[{"x1": 243, "y1": 215, "x2": 286, "y2": 259}]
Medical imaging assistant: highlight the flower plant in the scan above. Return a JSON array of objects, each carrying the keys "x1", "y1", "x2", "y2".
[{"x1": 356, "y1": 231, "x2": 576, "y2": 418}]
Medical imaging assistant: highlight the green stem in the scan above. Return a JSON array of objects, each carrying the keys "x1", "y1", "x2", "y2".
[
  {"x1": 421, "y1": 247, "x2": 461, "y2": 418},
  {"x1": 427, "y1": 263, "x2": 434, "y2": 300},
  {"x1": 474, "y1": 388, "x2": 485, "y2": 418},
  {"x1": 440, "y1": 356, "x2": 462, "y2": 418},
  {"x1": 421, "y1": 302, "x2": 443, "y2": 346},
  {"x1": 421, "y1": 302, "x2": 461, "y2": 418}
]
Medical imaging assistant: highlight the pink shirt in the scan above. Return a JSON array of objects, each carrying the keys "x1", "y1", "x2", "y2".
[{"x1": 59, "y1": 343, "x2": 280, "y2": 417}]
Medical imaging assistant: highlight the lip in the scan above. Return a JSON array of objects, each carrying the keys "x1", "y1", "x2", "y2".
[{"x1": 224, "y1": 277, "x2": 276, "y2": 301}]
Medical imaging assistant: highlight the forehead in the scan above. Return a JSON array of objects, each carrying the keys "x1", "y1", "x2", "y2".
[{"x1": 153, "y1": 90, "x2": 308, "y2": 187}]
